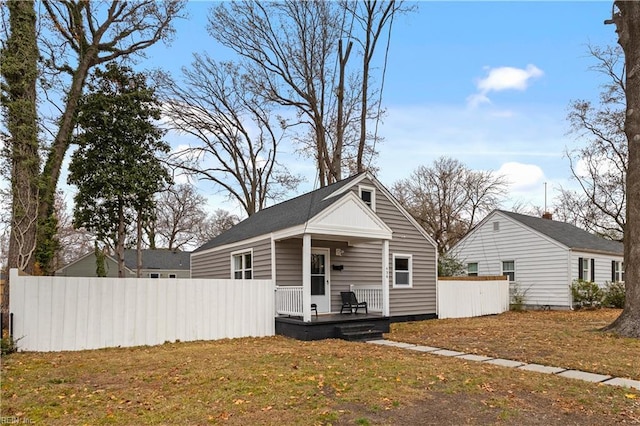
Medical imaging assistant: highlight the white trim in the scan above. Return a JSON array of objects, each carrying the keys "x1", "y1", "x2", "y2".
[
  {"x1": 311, "y1": 247, "x2": 331, "y2": 313},
  {"x1": 358, "y1": 184, "x2": 376, "y2": 211},
  {"x1": 501, "y1": 259, "x2": 516, "y2": 282},
  {"x1": 230, "y1": 248, "x2": 253, "y2": 280},
  {"x1": 191, "y1": 235, "x2": 269, "y2": 258},
  {"x1": 392, "y1": 253, "x2": 413, "y2": 288},
  {"x1": 307, "y1": 192, "x2": 392, "y2": 239},
  {"x1": 270, "y1": 236, "x2": 277, "y2": 281},
  {"x1": 302, "y1": 234, "x2": 312, "y2": 322}
]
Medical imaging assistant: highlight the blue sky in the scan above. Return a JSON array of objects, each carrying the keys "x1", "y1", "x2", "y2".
[{"x1": 142, "y1": 1, "x2": 620, "y2": 215}]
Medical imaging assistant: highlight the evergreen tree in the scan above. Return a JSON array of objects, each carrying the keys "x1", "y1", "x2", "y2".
[{"x1": 68, "y1": 64, "x2": 171, "y2": 277}]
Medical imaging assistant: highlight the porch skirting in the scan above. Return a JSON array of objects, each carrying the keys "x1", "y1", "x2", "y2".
[{"x1": 275, "y1": 314, "x2": 390, "y2": 341}]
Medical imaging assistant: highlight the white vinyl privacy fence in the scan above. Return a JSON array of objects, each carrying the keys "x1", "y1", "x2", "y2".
[
  {"x1": 9, "y1": 269, "x2": 275, "y2": 352},
  {"x1": 437, "y1": 276, "x2": 510, "y2": 319}
]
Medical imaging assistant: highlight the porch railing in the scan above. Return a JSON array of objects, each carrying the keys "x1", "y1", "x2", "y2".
[
  {"x1": 275, "y1": 285, "x2": 384, "y2": 316},
  {"x1": 350, "y1": 285, "x2": 383, "y2": 312},
  {"x1": 275, "y1": 286, "x2": 303, "y2": 316}
]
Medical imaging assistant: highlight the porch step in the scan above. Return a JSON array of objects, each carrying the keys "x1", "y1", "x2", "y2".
[{"x1": 335, "y1": 323, "x2": 384, "y2": 342}]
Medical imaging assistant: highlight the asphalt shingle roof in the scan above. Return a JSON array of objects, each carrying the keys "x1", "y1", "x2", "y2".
[
  {"x1": 498, "y1": 210, "x2": 623, "y2": 255},
  {"x1": 194, "y1": 173, "x2": 364, "y2": 253},
  {"x1": 123, "y1": 249, "x2": 191, "y2": 270}
]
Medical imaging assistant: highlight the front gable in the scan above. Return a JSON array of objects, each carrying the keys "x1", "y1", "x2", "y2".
[{"x1": 306, "y1": 191, "x2": 393, "y2": 241}]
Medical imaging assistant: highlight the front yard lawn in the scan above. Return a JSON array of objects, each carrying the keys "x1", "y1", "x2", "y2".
[
  {"x1": 390, "y1": 308, "x2": 640, "y2": 380},
  {"x1": 1, "y1": 309, "x2": 638, "y2": 425}
]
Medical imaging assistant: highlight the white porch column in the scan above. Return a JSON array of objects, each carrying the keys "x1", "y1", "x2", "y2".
[
  {"x1": 302, "y1": 233, "x2": 312, "y2": 322},
  {"x1": 382, "y1": 239, "x2": 390, "y2": 317}
]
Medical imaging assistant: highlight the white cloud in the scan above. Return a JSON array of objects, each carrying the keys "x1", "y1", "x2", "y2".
[
  {"x1": 497, "y1": 162, "x2": 545, "y2": 192},
  {"x1": 467, "y1": 64, "x2": 544, "y2": 108}
]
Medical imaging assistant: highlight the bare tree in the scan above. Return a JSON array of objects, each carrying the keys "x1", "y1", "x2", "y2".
[
  {"x1": 27, "y1": 1, "x2": 185, "y2": 275},
  {"x1": 147, "y1": 184, "x2": 209, "y2": 251},
  {"x1": 207, "y1": 1, "x2": 408, "y2": 186},
  {"x1": 562, "y1": 44, "x2": 626, "y2": 241},
  {"x1": 603, "y1": 1, "x2": 640, "y2": 338},
  {"x1": 392, "y1": 157, "x2": 508, "y2": 255},
  {"x1": 161, "y1": 56, "x2": 301, "y2": 216},
  {"x1": 195, "y1": 209, "x2": 240, "y2": 247},
  {"x1": 53, "y1": 192, "x2": 94, "y2": 270}
]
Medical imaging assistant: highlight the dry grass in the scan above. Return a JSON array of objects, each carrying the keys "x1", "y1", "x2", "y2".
[
  {"x1": 1, "y1": 310, "x2": 639, "y2": 425},
  {"x1": 390, "y1": 308, "x2": 640, "y2": 380}
]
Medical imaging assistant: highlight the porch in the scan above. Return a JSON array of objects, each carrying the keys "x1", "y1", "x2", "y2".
[
  {"x1": 275, "y1": 312, "x2": 390, "y2": 341},
  {"x1": 275, "y1": 285, "x2": 389, "y2": 341}
]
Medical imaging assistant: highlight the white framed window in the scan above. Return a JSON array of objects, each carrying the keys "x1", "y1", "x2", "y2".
[
  {"x1": 393, "y1": 253, "x2": 412, "y2": 288},
  {"x1": 467, "y1": 262, "x2": 478, "y2": 277},
  {"x1": 578, "y1": 257, "x2": 594, "y2": 282},
  {"x1": 149, "y1": 273, "x2": 160, "y2": 279},
  {"x1": 359, "y1": 185, "x2": 376, "y2": 210},
  {"x1": 612, "y1": 261, "x2": 624, "y2": 282},
  {"x1": 231, "y1": 249, "x2": 253, "y2": 279},
  {"x1": 502, "y1": 261, "x2": 515, "y2": 282}
]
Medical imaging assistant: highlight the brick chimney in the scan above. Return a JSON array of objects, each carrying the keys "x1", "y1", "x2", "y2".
[{"x1": 542, "y1": 212, "x2": 553, "y2": 220}]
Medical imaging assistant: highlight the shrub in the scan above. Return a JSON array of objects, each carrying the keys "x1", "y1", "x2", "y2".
[
  {"x1": 1, "y1": 330, "x2": 18, "y2": 355},
  {"x1": 570, "y1": 279, "x2": 603, "y2": 309},
  {"x1": 602, "y1": 281, "x2": 625, "y2": 308},
  {"x1": 510, "y1": 282, "x2": 528, "y2": 311},
  {"x1": 438, "y1": 254, "x2": 466, "y2": 277}
]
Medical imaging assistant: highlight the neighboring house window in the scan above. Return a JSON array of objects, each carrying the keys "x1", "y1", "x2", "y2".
[
  {"x1": 467, "y1": 262, "x2": 478, "y2": 277},
  {"x1": 232, "y1": 250, "x2": 253, "y2": 279},
  {"x1": 578, "y1": 257, "x2": 595, "y2": 282},
  {"x1": 502, "y1": 261, "x2": 515, "y2": 282},
  {"x1": 611, "y1": 261, "x2": 624, "y2": 282},
  {"x1": 359, "y1": 185, "x2": 376, "y2": 210},
  {"x1": 149, "y1": 273, "x2": 160, "y2": 279},
  {"x1": 169, "y1": 274, "x2": 177, "y2": 279},
  {"x1": 393, "y1": 254, "x2": 412, "y2": 287}
]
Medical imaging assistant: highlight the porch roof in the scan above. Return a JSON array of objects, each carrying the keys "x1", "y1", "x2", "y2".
[{"x1": 194, "y1": 173, "x2": 366, "y2": 252}]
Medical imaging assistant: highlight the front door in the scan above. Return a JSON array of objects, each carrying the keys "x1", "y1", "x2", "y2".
[{"x1": 310, "y1": 249, "x2": 330, "y2": 313}]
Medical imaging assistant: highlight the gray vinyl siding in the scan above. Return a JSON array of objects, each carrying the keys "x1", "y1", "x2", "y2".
[
  {"x1": 351, "y1": 179, "x2": 438, "y2": 316},
  {"x1": 55, "y1": 255, "x2": 134, "y2": 278},
  {"x1": 275, "y1": 239, "x2": 372, "y2": 313},
  {"x1": 191, "y1": 238, "x2": 272, "y2": 279},
  {"x1": 452, "y1": 214, "x2": 572, "y2": 308}
]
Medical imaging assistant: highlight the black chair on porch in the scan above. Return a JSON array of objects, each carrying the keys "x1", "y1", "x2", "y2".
[{"x1": 340, "y1": 291, "x2": 368, "y2": 314}]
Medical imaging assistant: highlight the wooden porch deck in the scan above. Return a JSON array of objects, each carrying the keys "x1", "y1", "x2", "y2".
[{"x1": 275, "y1": 312, "x2": 390, "y2": 341}]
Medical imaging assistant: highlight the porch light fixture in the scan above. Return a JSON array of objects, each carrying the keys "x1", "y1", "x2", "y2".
[{"x1": 336, "y1": 248, "x2": 344, "y2": 256}]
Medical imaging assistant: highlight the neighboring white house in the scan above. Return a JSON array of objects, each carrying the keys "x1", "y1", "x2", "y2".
[{"x1": 449, "y1": 210, "x2": 624, "y2": 309}]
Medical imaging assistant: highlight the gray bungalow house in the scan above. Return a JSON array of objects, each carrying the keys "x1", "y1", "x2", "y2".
[
  {"x1": 450, "y1": 210, "x2": 624, "y2": 309},
  {"x1": 55, "y1": 249, "x2": 191, "y2": 278},
  {"x1": 191, "y1": 172, "x2": 438, "y2": 338}
]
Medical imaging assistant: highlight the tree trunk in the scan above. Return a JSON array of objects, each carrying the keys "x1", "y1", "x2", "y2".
[
  {"x1": 35, "y1": 51, "x2": 98, "y2": 275},
  {"x1": 2, "y1": 0, "x2": 39, "y2": 329},
  {"x1": 117, "y1": 203, "x2": 126, "y2": 278},
  {"x1": 604, "y1": 1, "x2": 640, "y2": 337}
]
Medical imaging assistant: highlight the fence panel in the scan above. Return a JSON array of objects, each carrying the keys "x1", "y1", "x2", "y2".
[
  {"x1": 437, "y1": 277, "x2": 509, "y2": 319},
  {"x1": 9, "y1": 269, "x2": 275, "y2": 352}
]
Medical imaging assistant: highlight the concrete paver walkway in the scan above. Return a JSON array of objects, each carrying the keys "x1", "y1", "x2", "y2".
[{"x1": 367, "y1": 339, "x2": 640, "y2": 391}]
